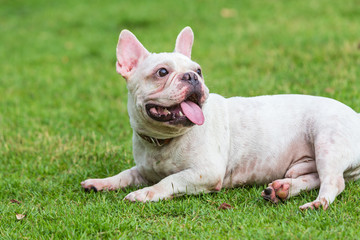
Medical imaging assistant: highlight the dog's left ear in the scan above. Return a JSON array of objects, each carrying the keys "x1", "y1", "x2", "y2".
[
  {"x1": 174, "y1": 26, "x2": 194, "y2": 59},
  {"x1": 116, "y1": 30, "x2": 150, "y2": 80}
]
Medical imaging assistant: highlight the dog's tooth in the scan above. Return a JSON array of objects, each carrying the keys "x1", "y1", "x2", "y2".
[
  {"x1": 163, "y1": 108, "x2": 171, "y2": 115},
  {"x1": 179, "y1": 111, "x2": 184, "y2": 117}
]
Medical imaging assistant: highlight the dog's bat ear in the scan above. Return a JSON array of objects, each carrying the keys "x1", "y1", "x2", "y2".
[
  {"x1": 116, "y1": 30, "x2": 150, "y2": 80},
  {"x1": 174, "y1": 26, "x2": 194, "y2": 59}
]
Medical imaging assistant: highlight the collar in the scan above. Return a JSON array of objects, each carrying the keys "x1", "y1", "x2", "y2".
[{"x1": 137, "y1": 132, "x2": 173, "y2": 147}]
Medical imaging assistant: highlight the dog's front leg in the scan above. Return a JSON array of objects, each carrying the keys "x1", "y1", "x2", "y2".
[
  {"x1": 124, "y1": 168, "x2": 223, "y2": 202},
  {"x1": 81, "y1": 166, "x2": 147, "y2": 192}
]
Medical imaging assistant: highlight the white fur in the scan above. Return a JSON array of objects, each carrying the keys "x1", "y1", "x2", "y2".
[{"x1": 82, "y1": 27, "x2": 360, "y2": 210}]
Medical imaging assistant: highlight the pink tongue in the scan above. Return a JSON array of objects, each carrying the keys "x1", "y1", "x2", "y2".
[{"x1": 180, "y1": 101, "x2": 205, "y2": 125}]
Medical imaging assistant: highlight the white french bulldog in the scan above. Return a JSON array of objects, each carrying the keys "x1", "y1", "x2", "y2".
[{"x1": 81, "y1": 26, "x2": 360, "y2": 210}]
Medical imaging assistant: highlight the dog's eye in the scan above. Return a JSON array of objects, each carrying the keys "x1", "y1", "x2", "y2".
[
  {"x1": 196, "y1": 68, "x2": 202, "y2": 76},
  {"x1": 157, "y1": 68, "x2": 169, "y2": 77}
]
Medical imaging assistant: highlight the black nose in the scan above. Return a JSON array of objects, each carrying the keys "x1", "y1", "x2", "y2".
[{"x1": 181, "y1": 72, "x2": 199, "y2": 86}]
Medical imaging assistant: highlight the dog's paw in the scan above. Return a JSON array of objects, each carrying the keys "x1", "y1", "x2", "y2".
[
  {"x1": 299, "y1": 198, "x2": 329, "y2": 210},
  {"x1": 124, "y1": 187, "x2": 170, "y2": 203},
  {"x1": 261, "y1": 186, "x2": 280, "y2": 203},
  {"x1": 261, "y1": 180, "x2": 290, "y2": 203},
  {"x1": 81, "y1": 178, "x2": 117, "y2": 192}
]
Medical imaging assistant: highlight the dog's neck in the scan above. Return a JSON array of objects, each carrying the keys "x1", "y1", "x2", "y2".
[{"x1": 137, "y1": 132, "x2": 173, "y2": 147}]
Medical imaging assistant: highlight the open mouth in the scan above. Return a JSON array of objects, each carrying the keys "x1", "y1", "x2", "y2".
[{"x1": 145, "y1": 93, "x2": 205, "y2": 126}]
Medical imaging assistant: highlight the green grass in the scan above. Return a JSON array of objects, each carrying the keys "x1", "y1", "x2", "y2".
[{"x1": 1, "y1": 0, "x2": 360, "y2": 238}]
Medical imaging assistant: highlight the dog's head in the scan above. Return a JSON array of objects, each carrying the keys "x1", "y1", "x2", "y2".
[{"x1": 116, "y1": 27, "x2": 209, "y2": 138}]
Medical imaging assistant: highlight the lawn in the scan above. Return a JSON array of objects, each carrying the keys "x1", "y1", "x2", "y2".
[{"x1": 1, "y1": 0, "x2": 360, "y2": 239}]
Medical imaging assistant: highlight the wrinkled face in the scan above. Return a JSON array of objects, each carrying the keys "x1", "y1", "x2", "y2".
[
  {"x1": 128, "y1": 52, "x2": 209, "y2": 127},
  {"x1": 116, "y1": 27, "x2": 208, "y2": 137}
]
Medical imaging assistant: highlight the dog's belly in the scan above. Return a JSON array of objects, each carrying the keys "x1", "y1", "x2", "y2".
[
  {"x1": 222, "y1": 159, "x2": 286, "y2": 187},
  {"x1": 220, "y1": 94, "x2": 320, "y2": 187},
  {"x1": 222, "y1": 139, "x2": 315, "y2": 187}
]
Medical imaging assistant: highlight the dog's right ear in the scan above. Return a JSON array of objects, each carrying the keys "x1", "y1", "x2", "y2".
[
  {"x1": 174, "y1": 26, "x2": 194, "y2": 59},
  {"x1": 116, "y1": 30, "x2": 150, "y2": 80}
]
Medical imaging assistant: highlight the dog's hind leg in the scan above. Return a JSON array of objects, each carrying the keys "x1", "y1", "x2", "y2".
[
  {"x1": 261, "y1": 173, "x2": 320, "y2": 203},
  {"x1": 299, "y1": 174, "x2": 344, "y2": 210},
  {"x1": 299, "y1": 132, "x2": 352, "y2": 210},
  {"x1": 262, "y1": 158, "x2": 319, "y2": 203}
]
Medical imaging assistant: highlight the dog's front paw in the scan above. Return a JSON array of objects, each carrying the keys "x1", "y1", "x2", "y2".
[
  {"x1": 124, "y1": 187, "x2": 170, "y2": 202},
  {"x1": 81, "y1": 178, "x2": 118, "y2": 192}
]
